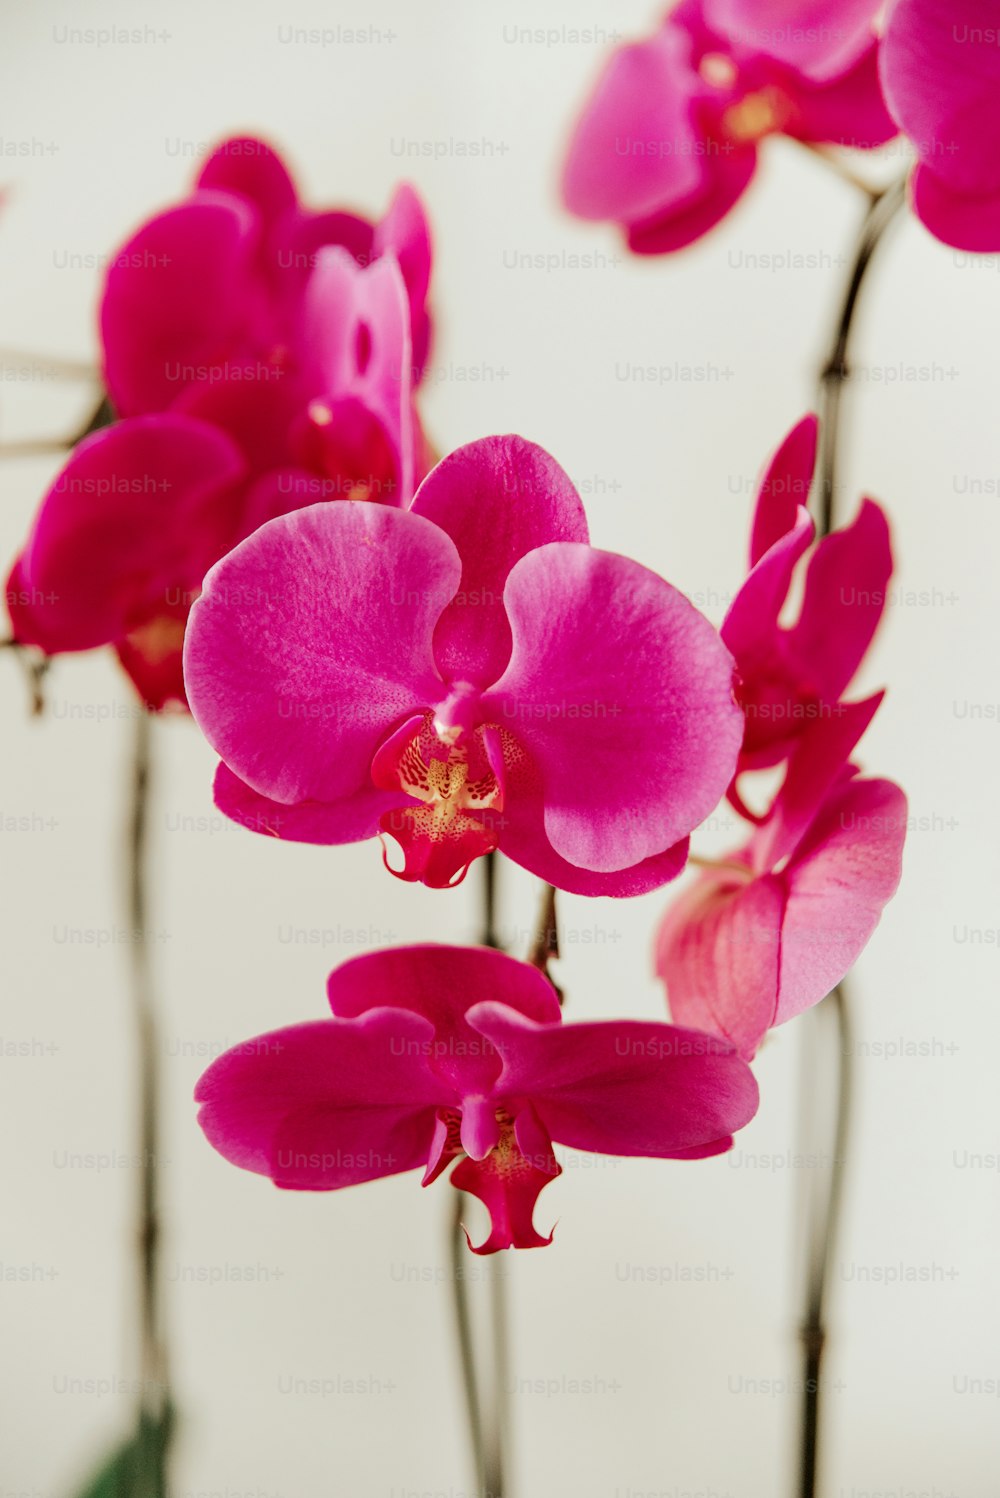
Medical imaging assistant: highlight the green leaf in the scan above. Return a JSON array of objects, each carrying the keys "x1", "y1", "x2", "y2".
[{"x1": 70, "y1": 1406, "x2": 173, "y2": 1498}]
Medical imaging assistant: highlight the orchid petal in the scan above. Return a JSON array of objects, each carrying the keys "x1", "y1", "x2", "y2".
[
  {"x1": 183, "y1": 502, "x2": 458, "y2": 805},
  {"x1": 486, "y1": 543, "x2": 742, "y2": 871}
]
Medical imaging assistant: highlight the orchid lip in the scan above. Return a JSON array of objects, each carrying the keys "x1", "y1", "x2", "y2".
[{"x1": 371, "y1": 708, "x2": 506, "y2": 888}]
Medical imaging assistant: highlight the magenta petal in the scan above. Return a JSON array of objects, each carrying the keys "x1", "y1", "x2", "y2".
[
  {"x1": 790, "y1": 498, "x2": 892, "y2": 702},
  {"x1": 749, "y1": 416, "x2": 818, "y2": 567},
  {"x1": 655, "y1": 869, "x2": 785, "y2": 1059},
  {"x1": 325, "y1": 945, "x2": 561, "y2": 1095},
  {"x1": 626, "y1": 145, "x2": 757, "y2": 254},
  {"x1": 486, "y1": 544, "x2": 742, "y2": 871},
  {"x1": 100, "y1": 194, "x2": 264, "y2": 416},
  {"x1": 114, "y1": 619, "x2": 189, "y2": 712},
  {"x1": 910, "y1": 168, "x2": 1000, "y2": 254},
  {"x1": 213, "y1": 761, "x2": 407, "y2": 843},
  {"x1": 195, "y1": 136, "x2": 298, "y2": 228},
  {"x1": 497, "y1": 742, "x2": 690, "y2": 896},
  {"x1": 183, "y1": 502, "x2": 458, "y2": 805},
  {"x1": 451, "y1": 1124, "x2": 560, "y2": 1254},
  {"x1": 881, "y1": 0, "x2": 1000, "y2": 200},
  {"x1": 296, "y1": 248, "x2": 415, "y2": 504},
  {"x1": 195, "y1": 1009, "x2": 446, "y2": 1188},
  {"x1": 723, "y1": 507, "x2": 815, "y2": 665},
  {"x1": 467, "y1": 1003, "x2": 759, "y2": 1157},
  {"x1": 704, "y1": 0, "x2": 882, "y2": 83},
  {"x1": 373, "y1": 183, "x2": 433, "y2": 378},
  {"x1": 562, "y1": 29, "x2": 707, "y2": 224},
  {"x1": 174, "y1": 365, "x2": 306, "y2": 473},
  {"x1": 787, "y1": 43, "x2": 898, "y2": 149},
  {"x1": 9, "y1": 415, "x2": 246, "y2": 655},
  {"x1": 410, "y1": 436, "x2": 589, "y2": 688},
  {"x1": 750, "y1": 691, "x2": 884, "y2": 872},
  {"x1": 776, "y1": 776, "x2": 907, "y2": 1023}
]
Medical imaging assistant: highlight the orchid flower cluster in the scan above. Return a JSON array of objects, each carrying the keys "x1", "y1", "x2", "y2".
[
  {"x1": 561, "y1": 0, "x2": 1000, "y2": 254},
  {"x1": 5, "y1": 109, "x2": 911, "y2": 1251}
]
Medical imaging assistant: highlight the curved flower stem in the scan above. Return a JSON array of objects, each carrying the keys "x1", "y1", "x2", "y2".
[
  {"x1": 797, "y1": 987, "x2": 853, "y2": 1498},
  {"x1": 815, "y1": 174, "x2": 908, "y2": 532},
  {"x1": 796, "y1": 170, "x2": 907, "y2": 1498},
  {"x1": 796, "y1": 141, "x2": 883, "y2": 202},
  {"x1": 125, "y1": 709, "x2": 171, "y2": 1495}
]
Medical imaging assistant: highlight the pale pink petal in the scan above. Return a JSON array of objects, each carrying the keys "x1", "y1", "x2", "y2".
[
  {"x1": 776, "y1": 776, "x2": 907, "y2": 1022},
  {"x1": 655, "y1": 870, "x2": 785, "y2": 1058}
]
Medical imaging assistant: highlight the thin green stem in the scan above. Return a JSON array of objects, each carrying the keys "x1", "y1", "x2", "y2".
[{"x1": 796, "y1": 170, "x2": 907, "y2": 1498}]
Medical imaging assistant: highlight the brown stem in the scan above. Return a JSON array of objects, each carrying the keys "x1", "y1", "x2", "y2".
[{"x1": 124, "y1": 710, "x2": 170, "y2": 1496}]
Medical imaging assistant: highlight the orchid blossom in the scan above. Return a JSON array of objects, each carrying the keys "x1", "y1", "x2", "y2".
[
  {"x1": 195, "y1": 944, "x2": 759, "y2": 1252},
  {"x1": 722, "y1": 415, "x2": 892, "y2": 789},
  {"x1": 562, "y1": 0, "x2": 897, "y2": 253},
  {"x1": 182, "y1": 435, "x2": 744, "y2": 892},
  {"x1": 6, "y1": 250, "x2": 419, "y2": 710},
  {"x1": 656, "y1": 697, "x2": 906, "y2": 1057}
]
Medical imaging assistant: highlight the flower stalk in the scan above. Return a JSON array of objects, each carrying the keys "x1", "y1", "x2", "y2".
[
  {"x1": 796, "y1": 170, "x2": 908, "y2": 1498},
  {"x1": 124, "y1": 709, "x2": 171, "y2": 1496}
]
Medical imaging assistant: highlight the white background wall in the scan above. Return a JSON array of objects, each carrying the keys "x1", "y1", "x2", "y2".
[{"x1": 1, "y1": 1, "x2": 998, "y2": 1493}]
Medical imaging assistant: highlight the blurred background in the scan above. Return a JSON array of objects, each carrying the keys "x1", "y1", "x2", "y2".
[{"x1": 1, "y1": 0, "x2": 998, "y2": 1492}]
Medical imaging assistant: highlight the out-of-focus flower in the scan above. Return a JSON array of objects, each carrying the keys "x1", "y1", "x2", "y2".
[
  {"x1": 6, "y1": 251, "x2": 418, "y2": 710},
  {"x1": 880, "y1": 0, "x2": 1000, "y2": 251},
  {"x1": 101, "y1": 135, "x2": 432, "y2": 415},
  {"x1": 195, "y1": 944, "x2": 760, "y2": 1252},
  {"x1": 562, "y1": 0, "x2": 896, "y2": 253},
  {"x1": 656, "y1": 697, "x2": 906, "y2": 1057},
  {"x1": 183, "y1": 434, "x2": 743, "y2": 893},
  {"x1": 721, "y1": 416, "x2": 892, "y2": 784}
]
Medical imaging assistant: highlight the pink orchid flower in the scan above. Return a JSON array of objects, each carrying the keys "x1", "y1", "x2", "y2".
[
  {"x1": 101, "y1": 135, "x2": 432, "y2": 416},
  {"x1": 722, "y1": 416, "x2": 892, "y2": 786},
  {"x1": 880, "y1": 0, "x2": 1000, "y2": 251},
  {"x1": 182, "y1": 435, "x2": 744, "y2": 893},
  {"x1": 6, "y1": 251, "x2": 418, "y2": 711},
  {"x1": 656, "y1": 697, "x2": 906, "y2": 1058},
  {"x1": 195, "y1": 944, "x2": 759, "y2": 1252},
  {"x1": 562, "y1": 0, "x2": 896, "y2": 253}
]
